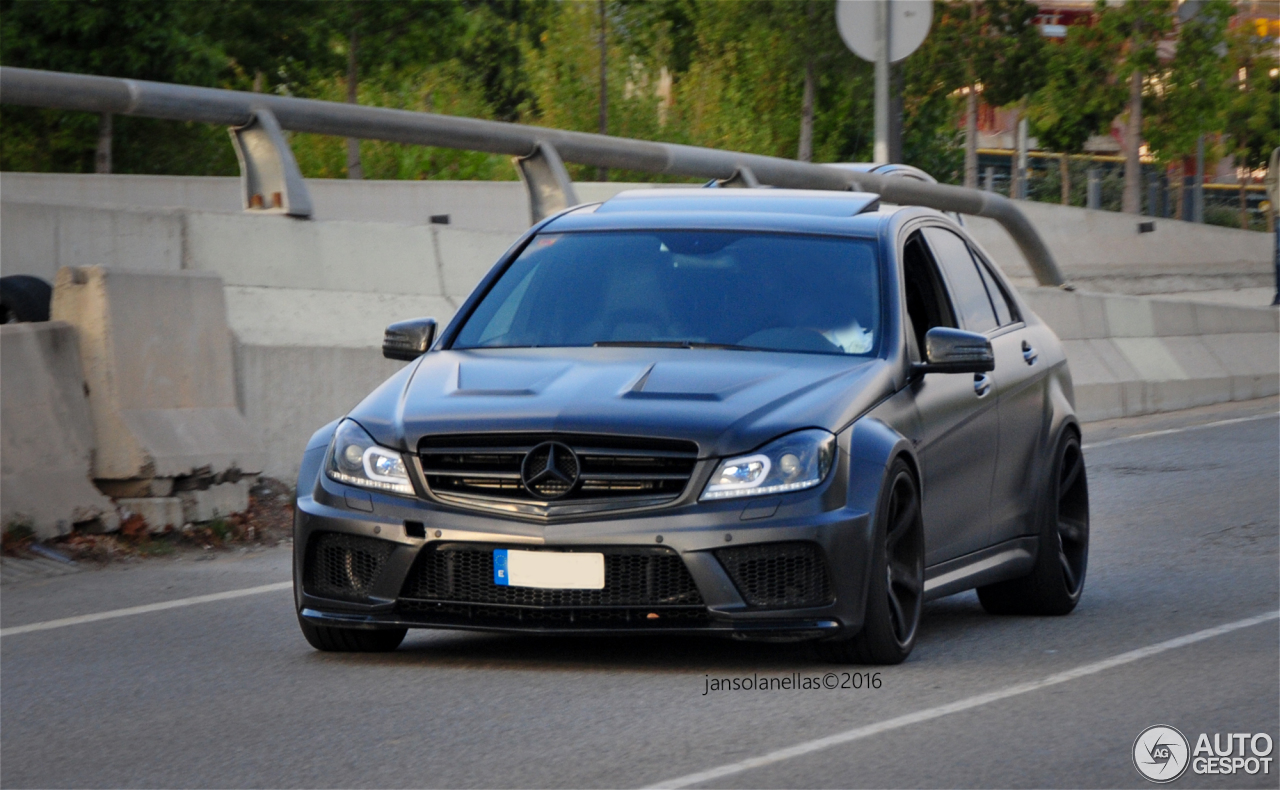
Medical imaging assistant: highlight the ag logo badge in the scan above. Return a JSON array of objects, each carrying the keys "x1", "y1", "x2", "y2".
[{"x1": 1134, "y1": 725, "x2": 1190, "y2": 783}]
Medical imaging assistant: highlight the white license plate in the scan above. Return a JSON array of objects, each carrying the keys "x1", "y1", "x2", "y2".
[{"x1": 493, "y1": 549, "x2": 605, "y2": 590}]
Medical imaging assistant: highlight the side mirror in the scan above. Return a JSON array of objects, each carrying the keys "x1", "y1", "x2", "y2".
[
  {"x1": 914, "y1": 327, "x2": 994, "y2": 375},
  {"x1": 383, "y1": 317, "x2": 437, "y2": 361}
]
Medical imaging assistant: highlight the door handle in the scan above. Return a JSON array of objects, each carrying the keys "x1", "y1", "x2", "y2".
[
  {"x1": 974, "y1": 373, "x2": 992, "y2": 397},
  {"x1": 1021, "y1": 340, "x2": 1038, "y2": 365}
]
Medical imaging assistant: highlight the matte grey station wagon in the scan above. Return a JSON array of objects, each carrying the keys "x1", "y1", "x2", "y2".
[{"x1": 292, "y1": 188, "x2": 1089, "y2": 664}]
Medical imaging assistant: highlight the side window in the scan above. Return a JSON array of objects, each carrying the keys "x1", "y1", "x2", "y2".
[
  {"x1": 922, "y1": 227, "x2": 998, "y2": 334},
  {"x1": 969, "y1": 248, "x2": 1019, "y2": 326},
  {"x1": 900, "y1": 231, "x2": 955, "y2": 360}
]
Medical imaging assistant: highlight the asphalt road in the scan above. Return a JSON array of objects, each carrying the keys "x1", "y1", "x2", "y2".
[{"x1": 3, "y1": 398, "x2": 1277, "y2": 789}]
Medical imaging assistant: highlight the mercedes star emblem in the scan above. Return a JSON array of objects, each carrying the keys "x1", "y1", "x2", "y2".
[{"x1": 521, "y1": 441, "x2": 580, "y2": 499}]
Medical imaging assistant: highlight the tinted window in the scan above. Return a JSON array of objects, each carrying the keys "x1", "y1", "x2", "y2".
[
  {"x1": 922, "y1": 227, "x2": 997, "y2": 333},
  {"x1": 453, "y1": 231, "x2": 881, "y2": 356},
  {"x1": 971, "y1": 250, "x2": 1017, "y2": 326}
]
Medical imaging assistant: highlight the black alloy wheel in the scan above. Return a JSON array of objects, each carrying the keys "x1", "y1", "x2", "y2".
[
  {"x1": 978, "y1": 430, "x2": 1089, "y2": 615},
  {"x1": 819, "y1": 459, "x2": 924, "y2": 664}
]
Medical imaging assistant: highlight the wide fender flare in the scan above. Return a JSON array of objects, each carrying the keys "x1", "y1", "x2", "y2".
[
  {"x1": 1034, "y1": 370, "x2": 1082, "y2": 540},
  {"x1": 845, "y1": 416, "x2": 920, "y2": 515}
]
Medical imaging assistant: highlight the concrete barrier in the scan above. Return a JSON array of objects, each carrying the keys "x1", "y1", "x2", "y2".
[
  {"x1": 1, "y1": 200, "x2": 184, "y2": 283},
  {"x1": 1, "y1": 322, "x2": 118, "y2": 538},
  {"x1": 50, "y1": 267, "x2": 265, "y2": 488},
  {"x1": 965, "y1": 202, "x2": 1274, "y2": 294},
  {"x1": 1022, "y1": 288, "x2": 1279, "y2": 420},
  {"x1": 234, "y1": 344, "x2": 407, "y2": 480},
  {"x1": 0, "y1": 172, "x2": 679, "y2": 232}
]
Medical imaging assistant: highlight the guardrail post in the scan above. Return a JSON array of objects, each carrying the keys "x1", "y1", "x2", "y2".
[
  {"x1": 1086, "y1": 169, "x2": 1101, "y2": 210},
  {"x1": 229, "y1": 108, "x2": 313, "y2": 218},
  {"x1": 515, "y1": 141, "x2": 579, "y2": 224},
  {"x1": 717, "y1": 167, "x2": 762, "y2": 188}
]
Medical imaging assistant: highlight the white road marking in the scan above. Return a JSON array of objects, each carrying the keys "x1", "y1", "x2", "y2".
[
  {"x1": 0, "y1": 581, "x2": 292, "y2": 637},
  {"x1": 1082, "y1": 411, "x2": 1278, "y2": 450},
  {"x1": 645, "y1": 610, "x2": 1280, "y2": 789}
]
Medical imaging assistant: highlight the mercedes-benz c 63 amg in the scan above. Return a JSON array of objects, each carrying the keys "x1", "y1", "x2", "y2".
[{"x1": 293, "y1": 188, "x2": 1089, "y2": 664}]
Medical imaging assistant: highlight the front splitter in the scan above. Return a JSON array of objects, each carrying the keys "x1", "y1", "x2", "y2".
[{"x1": 300, "y1": 607, "x2": 842, "y2": 638}]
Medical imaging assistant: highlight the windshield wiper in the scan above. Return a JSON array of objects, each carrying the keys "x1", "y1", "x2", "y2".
[{"x1": 592, "y1": 340, "x2": 765, "y2": 351}]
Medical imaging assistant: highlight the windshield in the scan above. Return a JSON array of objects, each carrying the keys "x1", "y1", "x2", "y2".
[{"x1": 452, "y1": 231, "x2": 881, "y2": 356}]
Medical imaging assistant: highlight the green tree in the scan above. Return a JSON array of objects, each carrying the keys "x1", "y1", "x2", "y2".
[
  {"x1": 1098, "y1": 0, "x2": 1174, "y2": 213},
  {"x1": 1141, "y1": 0, "x2": 1234, "y2": 220},
  {"x1": 1224, "y1": 14, "x2": 1280, "y2": 226},
  {"x1": 1028, "y1": 20, "x2": 1126, "y2": 203},
  {"x1": 0, "y1": 0, "x2": 230, "y2": 174},
  {"x1": 311, "y1": 1, "x2": 466, "y2": 178}
]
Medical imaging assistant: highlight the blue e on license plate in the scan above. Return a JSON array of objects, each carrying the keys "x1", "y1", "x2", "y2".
[{"x1": 493, "y1": 549, "x2": 605, "y2": 589}]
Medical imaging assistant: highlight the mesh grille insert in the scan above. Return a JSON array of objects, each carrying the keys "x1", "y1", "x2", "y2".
[
  {"x1": 715, "y1": 541, "x2": 834, "y2": 608},
  {"x1": 305, "y1": 532, "x2": 396, "y2": 602},
  {"x1": 400, "y1": 544, "x2": 704, "y2": 608}
]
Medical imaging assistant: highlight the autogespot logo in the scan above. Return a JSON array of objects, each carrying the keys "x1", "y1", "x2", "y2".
[{"x1": 1133, "y1": 725, "x2": 1190, "y2": 783}]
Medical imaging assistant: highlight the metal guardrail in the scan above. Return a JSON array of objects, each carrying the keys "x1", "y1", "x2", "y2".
[{"x1": 0, "y1": 66, "x2": 1065, "y2": 286}]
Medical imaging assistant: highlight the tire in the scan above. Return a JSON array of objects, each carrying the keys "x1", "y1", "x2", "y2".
[
  {"x1": 0, "y1": 275, "x2": 53, "y2": 323},
  {"x1": 818, "y1": 458, "x2": 924, "y2": 664},
  {"x1": 297, "y1": 613, "x2": 406, "y2": 652},
  {"x1": 978, "y1": 430, "x2": 1089, "y2": 616}
]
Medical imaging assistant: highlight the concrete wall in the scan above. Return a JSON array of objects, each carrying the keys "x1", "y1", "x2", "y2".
[
  {"x1": 1, "y1": 322, "x2": 117, "y2": 538},
  {"x1": 0, "y1": 172, "x2": 679, "y2": 233},
  {"x1": 964, "y1": 202, "x2": 1274, "y2": 294},
  {"x1": 1022, "y1": 289, "x2": 1279, "y2": 421},
  {"x1": 50, "y1": 267, "x2": 265, "y2": 481}
]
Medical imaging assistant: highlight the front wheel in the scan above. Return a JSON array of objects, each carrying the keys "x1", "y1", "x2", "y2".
[
  {"x1": 978, "y1": 430, "x2": 1089, "y2": 615},
  {"x1": 819, "y1": 459, "x2": 924, "y2": 664},
  {"x1": 297, "y1": 614, "x2": 407, "y2": 652}
]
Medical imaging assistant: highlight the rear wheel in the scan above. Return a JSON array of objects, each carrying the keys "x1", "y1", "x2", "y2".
[
  {"x1": 819, "y1": 459, "x2": 924, "y2": 664},
  {"x1": 297, "y1": 614, "x2": 406, "y2": 652},
  {"x1": 978, "y1": 430, "x2": 1089, "y2": 615}
]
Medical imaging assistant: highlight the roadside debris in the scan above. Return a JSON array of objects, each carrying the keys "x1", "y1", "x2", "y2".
[{"x1": 2, "y1": 477, "x2": 294, "y2": 566}]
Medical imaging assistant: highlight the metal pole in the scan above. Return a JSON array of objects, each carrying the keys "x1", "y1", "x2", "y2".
[
  {"x1": 874, "y1": 0, "x2": 891, "y2": 164},
  {"x1": 0, "y1": 66, "x2": 1066, "y2": 287},
  {"x1": 1193, "y1": 134, "x2": 1205, "y2": 223},
  {"x1": 1086, "y1": 169, "x2": 1101, "y2": 210},
  {"x1": 1016, "y1": 115, "x2": 1029, "y2": 200},
  {"x1": 984, "y1": 166, "x2": 995, "y2": 193}
]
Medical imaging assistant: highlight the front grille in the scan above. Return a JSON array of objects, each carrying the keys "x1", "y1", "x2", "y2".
[
  {"x1": 715, "y1": 542, "x2": 834, "y2": 608},
  {"x1": 418, "y1": 434, "x2": 698, "y2": 512},
  {"x1": 399, "y1": 544, "x2": 704, "y2": 608},
  {"x1": 305, "y1": 532, "x2": 396, "y2": 602}
]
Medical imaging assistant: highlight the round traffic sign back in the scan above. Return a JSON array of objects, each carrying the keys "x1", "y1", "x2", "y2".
[{"x1": 836, "y1": 0, "x2": 933, "y2": 64}]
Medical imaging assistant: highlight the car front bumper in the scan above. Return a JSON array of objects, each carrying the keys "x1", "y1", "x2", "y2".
[{"x1": 293, "y1": 446, "x2": 876, "y2": 640}]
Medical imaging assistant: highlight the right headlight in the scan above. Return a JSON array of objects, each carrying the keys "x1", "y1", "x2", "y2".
[
  {"x1": 325, "y1": 419, "x2": 414, "y2": 497},
  {"x1": 700, "y1": 429, "x2": 836, "y2": 501}
]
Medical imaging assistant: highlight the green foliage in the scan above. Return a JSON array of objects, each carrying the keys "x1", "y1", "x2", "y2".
[
  {"x1": 0, "y1": 0, "x2": 232, "y2": 173},
  {"x1": 1028, "y1": 23, "x2": 1126, "y2": 155},
  {"x1": 1224, "y1": 17, "x2": 1280, "y2": 171},
  {"x1": 289, "y1": 65, "x2": 515, "y2": 180},
  {"x1": 0, "y1": 0, "x2": 1264, "y2": 191},
  {"x1": 1143, "y1": 0, "x2": 1234, "y2": 163}
]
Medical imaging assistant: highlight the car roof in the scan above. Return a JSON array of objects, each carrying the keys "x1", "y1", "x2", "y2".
[{"x1": 541, "y1": 188, "x2": 913, "y2": 237}]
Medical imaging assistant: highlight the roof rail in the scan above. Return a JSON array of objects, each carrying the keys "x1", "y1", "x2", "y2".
[{"x1": 0, "y1": 67, "x2": 1064, "y2": 287}]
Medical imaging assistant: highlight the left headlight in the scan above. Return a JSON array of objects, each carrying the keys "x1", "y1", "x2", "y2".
[
  {"x1": 325, "y1": 419, "x2": 414, "y2": 496},
  {"x1": 701, "y1": 429, "x2": 836, "y2": 501}
]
